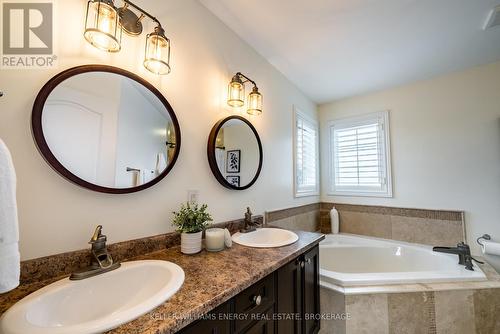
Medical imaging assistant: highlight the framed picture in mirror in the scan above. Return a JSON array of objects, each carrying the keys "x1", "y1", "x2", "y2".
[
  {"x1": 226, "y1": 150, "x2": 241, "y2": 173},
  {"x1": 226, "y1": 175, "x2": 240, "y2": 187}
]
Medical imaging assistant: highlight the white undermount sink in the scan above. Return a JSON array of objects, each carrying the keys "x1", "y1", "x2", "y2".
[
  {"x1": 232, "y1": 228, "x2": 299, "y2": 248},
  {"x1": 0, "y1": 260, "x2": 184, "y2": 334}
]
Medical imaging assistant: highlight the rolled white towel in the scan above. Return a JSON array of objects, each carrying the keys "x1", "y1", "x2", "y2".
[
  {"x1": 0, "y1": 139, "x2": 20, "y2": 293},
  {"x1": 0, "y1": 244, "x2": 20, "y2": 293},
  {"x1": 482, "y1": 240, "x2": 500, "y2": 257},
  {"x1": 330, "y1": 207, "x2": 339, "y2": 234}
]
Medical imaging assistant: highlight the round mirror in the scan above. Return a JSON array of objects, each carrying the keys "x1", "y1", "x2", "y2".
[
  {"x1": 207, "y1": 116, "x2": 263, "y2": 190},
  {"x1": 32, "y1": 65, "x2": 181, "y2": 194}
]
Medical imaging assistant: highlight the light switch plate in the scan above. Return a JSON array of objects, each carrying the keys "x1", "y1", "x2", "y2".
[{"x1": 187, "y1": 190, "x2": 199, "y2": 205}]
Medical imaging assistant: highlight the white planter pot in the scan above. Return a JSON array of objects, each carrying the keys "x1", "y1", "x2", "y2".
[{"x1": 181, "y1": 231, "x2": 202, "y2": 254}]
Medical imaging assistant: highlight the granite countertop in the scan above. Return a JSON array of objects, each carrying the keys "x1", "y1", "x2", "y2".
[{"x1": 0, "y1": 230, "x2": 324, "y2": 334}]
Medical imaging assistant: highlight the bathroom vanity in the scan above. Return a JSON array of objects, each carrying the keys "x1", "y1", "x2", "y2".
[
  {"x1": 179, "y1": 246, "x2": 320, "y2": 334},
  {"x1": 0, "y1": 230, "x2": 323, "y2": 334}
]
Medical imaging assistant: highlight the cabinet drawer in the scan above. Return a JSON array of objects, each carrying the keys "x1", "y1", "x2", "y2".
[
  {"x1": 178, "y1": 302, "x2": 231, "y2": 334},
  {"x1": 235, "y1": 274, "x2": 275, "y2": 333}
]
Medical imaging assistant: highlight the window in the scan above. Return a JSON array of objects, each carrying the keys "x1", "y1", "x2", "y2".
[
  {"x1": 294, "y1": 108, "x2": 319, "y2": 197},
  {"x1": 329, "y1": 111, "x2": 392, "y2": 197}
]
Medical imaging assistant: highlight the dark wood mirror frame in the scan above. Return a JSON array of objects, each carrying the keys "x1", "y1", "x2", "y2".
[
  {"x1": 207, "y1": 115, "x2": 263, "y2": 190},
  {"x1": 31, "y1": 64, "x2": 181, "y2": 194}
]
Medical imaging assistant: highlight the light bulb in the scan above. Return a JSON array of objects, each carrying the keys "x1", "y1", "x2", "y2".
[
  {"x1": 144, "y1": 26, "x2": 171, "y2": 75},
  {"x1": 247, "y1": 87, "x2": 263, "y2": 115},
  {"x1": 84, "y1": 0, "x2": 121, "y2": 52}
]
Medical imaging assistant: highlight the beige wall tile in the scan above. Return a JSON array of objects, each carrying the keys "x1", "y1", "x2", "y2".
[
  {"x1": 435, "y1": 290, "x2": 476, "y2": 334},
  {"x1": 388, "y1": 292, "x2": 436, "y2": 334},
  {"x1": 474, "y1": 288, "x2": 500, "y2": 334},
  {"x1": 320, "y1": 287, "x2": 346, "y2": 334},
  {"x1": 391, "y1": 216, "x2": 464, "y2": 246},
  {"x1": 270, "y1": 211, "x2": 319, "y2": 232},
  {"x1": 328, "y1": 203, "x2": 463, "y2": 221},
  {"x1": 297, "y1": 211, "x2": 320, "y2": 231},
  {"x1": 320, "y1": 216, "x2": 332, "y2": 234},
  {"x1": 339, "y1": 211, "x2": 392, "y2": 239},
  {"x1": 266, "y1": 203, "x2": 320, "y2": 222},
  {"x1": 270, "y1": 217, "x2": 294, "y2": 230},
  {"x1": 345, "y1": 294, "x2": 389, "y2": 334}
]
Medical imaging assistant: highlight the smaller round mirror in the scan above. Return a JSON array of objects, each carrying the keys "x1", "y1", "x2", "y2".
[{"x1": 207, "y1": 116, "x2": 263, "y2": 190}]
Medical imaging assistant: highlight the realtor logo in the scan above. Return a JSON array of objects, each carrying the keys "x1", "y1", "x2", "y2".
[{"x1": 1, "y1": 0, "x2": 57, "y2": 69}]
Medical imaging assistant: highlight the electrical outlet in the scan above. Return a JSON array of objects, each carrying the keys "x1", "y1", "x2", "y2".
[{"x1": 187, "y1": 190, "x2": 199, "y2": 205}]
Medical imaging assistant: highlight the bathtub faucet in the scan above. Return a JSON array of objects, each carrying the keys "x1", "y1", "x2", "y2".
[{"x1": 433, "y1": 242, "x2": 474, "y2": 271}]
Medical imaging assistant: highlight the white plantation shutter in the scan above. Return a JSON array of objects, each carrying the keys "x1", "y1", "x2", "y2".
[
  {"x1": 329, "y1": 111, "x2": 392, "y2": 197},
  {"x1": 294, "y1": 110, "x2": 319, "y2": 196}
]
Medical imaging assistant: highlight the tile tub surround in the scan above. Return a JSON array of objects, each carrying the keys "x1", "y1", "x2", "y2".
[
  {"x1": 265, "y1": 203, "x2": 320, "y2": 232},
  {"x1": 319, "y1": 287, "x2": 500, "y2": 334},
  {"x1": 0, "y1": 230, "x2": 324, "y2": 334},
  {"x1": 320, "y1": 203, "x2": 465, "y2": 247},
  {"x1": 18, "y1": 216, "x2": 262, "y2": 285}
]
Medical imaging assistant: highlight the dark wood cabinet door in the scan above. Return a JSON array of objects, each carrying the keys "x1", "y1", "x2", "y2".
[
  {"x1": 302, "y1": 246, "x2": 320, "y2": 334},
  {"x1": 178, "y1": 302, "x2": 231, "y2": 334},
  {"x1": 241, "y1": 307, "x2": 275, "y2": 334},
  {"x1": 276, "y1": 258, "x2": 302, "y2": 334}
]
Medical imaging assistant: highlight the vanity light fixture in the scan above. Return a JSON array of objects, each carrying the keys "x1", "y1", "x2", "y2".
[
  {"x1": 84, "y1": 0, "x2": 171, "y2": 75},
  {"x1": 227, "y1": 72, "x2": 263, "y2": 115},
  {"x1": 84, "y1": 0, "x2": 122, "y2": 52}
]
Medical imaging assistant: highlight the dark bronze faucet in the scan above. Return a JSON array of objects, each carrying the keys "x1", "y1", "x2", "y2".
[
  {"x1": 70, "y1": 225, "x2": 121, "y2": 280},
  {"x1": 433, "y1": 242, "x2": 475, "y2": 271},
  {"x1": 240, "y1": 207, "x2": 259, "y2": 233}
]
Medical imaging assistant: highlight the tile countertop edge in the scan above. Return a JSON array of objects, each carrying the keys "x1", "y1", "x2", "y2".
[{"x1": 112, "y1": 231, "x2": 325, "y2": 334}]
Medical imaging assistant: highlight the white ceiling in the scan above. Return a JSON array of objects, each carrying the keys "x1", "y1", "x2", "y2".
[{"x1": 199, "y1": 0, "x2": 500, "y2": 103}]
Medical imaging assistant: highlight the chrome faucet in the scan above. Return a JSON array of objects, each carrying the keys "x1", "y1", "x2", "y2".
[
  {"x1": 70, "y1": 225, "x2": 121, "y2": 280},
  {"x1": 240, "y1": 207, "x2": 259, "y2": 233}
]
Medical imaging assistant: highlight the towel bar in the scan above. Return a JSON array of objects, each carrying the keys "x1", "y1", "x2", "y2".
[{"x1": 477, "y1": 234, "x2": 491, "y2": 247}]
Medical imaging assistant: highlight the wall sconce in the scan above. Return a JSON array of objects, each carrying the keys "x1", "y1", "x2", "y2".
[
  {"x1": 227, "y1": 72, "x2": 263, "y2": 115},
  {"x1": 84, "y1": 0, "x2": 122, "y2": 52},
  {"x1": 84, "y1": 0, "x2": 171, "y2": 75}
]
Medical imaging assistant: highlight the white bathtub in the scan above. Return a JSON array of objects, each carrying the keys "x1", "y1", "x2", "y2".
[{"x1": 319, "y1": 234, "x2": 486, "y2": 287}]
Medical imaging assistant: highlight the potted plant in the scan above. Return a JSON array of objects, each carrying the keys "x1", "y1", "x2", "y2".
[{"x1": 172, "y1": 203, "x2": 213, "y2": 254}]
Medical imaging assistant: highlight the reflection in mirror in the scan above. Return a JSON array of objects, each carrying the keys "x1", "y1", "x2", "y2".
[
  {"x1": 208, "y1": 116, "x2": 262, "y2": 190},
  {"x1": 33, "y1": 66, "x2": 180, "y2": 193}
]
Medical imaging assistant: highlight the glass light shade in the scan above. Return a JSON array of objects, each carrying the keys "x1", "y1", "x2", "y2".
[
  {"x1": 144, "y1": 27, "x2": 171, "y2": 75},
  {"x1": 247, "y1": 87, "x2": 263, "y2": 115},
  {"x1": 227, "y1": 75, "x2": 245, "y2": 107},
  {"x1": 84, "y1": 0, "x2": 121, "y2": 52}
]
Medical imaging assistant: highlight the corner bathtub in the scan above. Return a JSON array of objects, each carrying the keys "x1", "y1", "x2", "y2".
[{"x1": 319, "y1": 234, "x2": 486, "y2": 287}]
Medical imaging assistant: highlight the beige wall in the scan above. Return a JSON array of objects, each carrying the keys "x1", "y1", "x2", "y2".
[
  {"x1": 319, "y1": 61, "x2": 500, "y2": 262},
  {"x1": 0, "y1": 0, "x2": 318, "y2": 260}
]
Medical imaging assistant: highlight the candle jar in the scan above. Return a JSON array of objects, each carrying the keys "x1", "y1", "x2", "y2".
[{"x1": 205, "y1": 228, "x2": 225, "y2": 252}]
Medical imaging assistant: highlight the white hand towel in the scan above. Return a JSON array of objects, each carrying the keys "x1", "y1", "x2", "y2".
[
  {"x1": 155, "y1": 153, "x2": 167, "y2": 175},
  {"x1": 132, "y1": 170, "x2": 142, "y2": 187},
  {"x1": 0, "y1": 139, "x2": 20, "y2": 293},
  {"x1": 0, "y1": 244, "x2": 20, "y2": 293}
]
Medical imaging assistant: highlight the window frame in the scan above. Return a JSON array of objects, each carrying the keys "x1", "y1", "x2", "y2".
[
  {"x1": 293, "y1": 107, "x2": 320, "y2": 198},
  {"x1": 328, "y1": 111, "x2": 393, "y2": 198}
]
